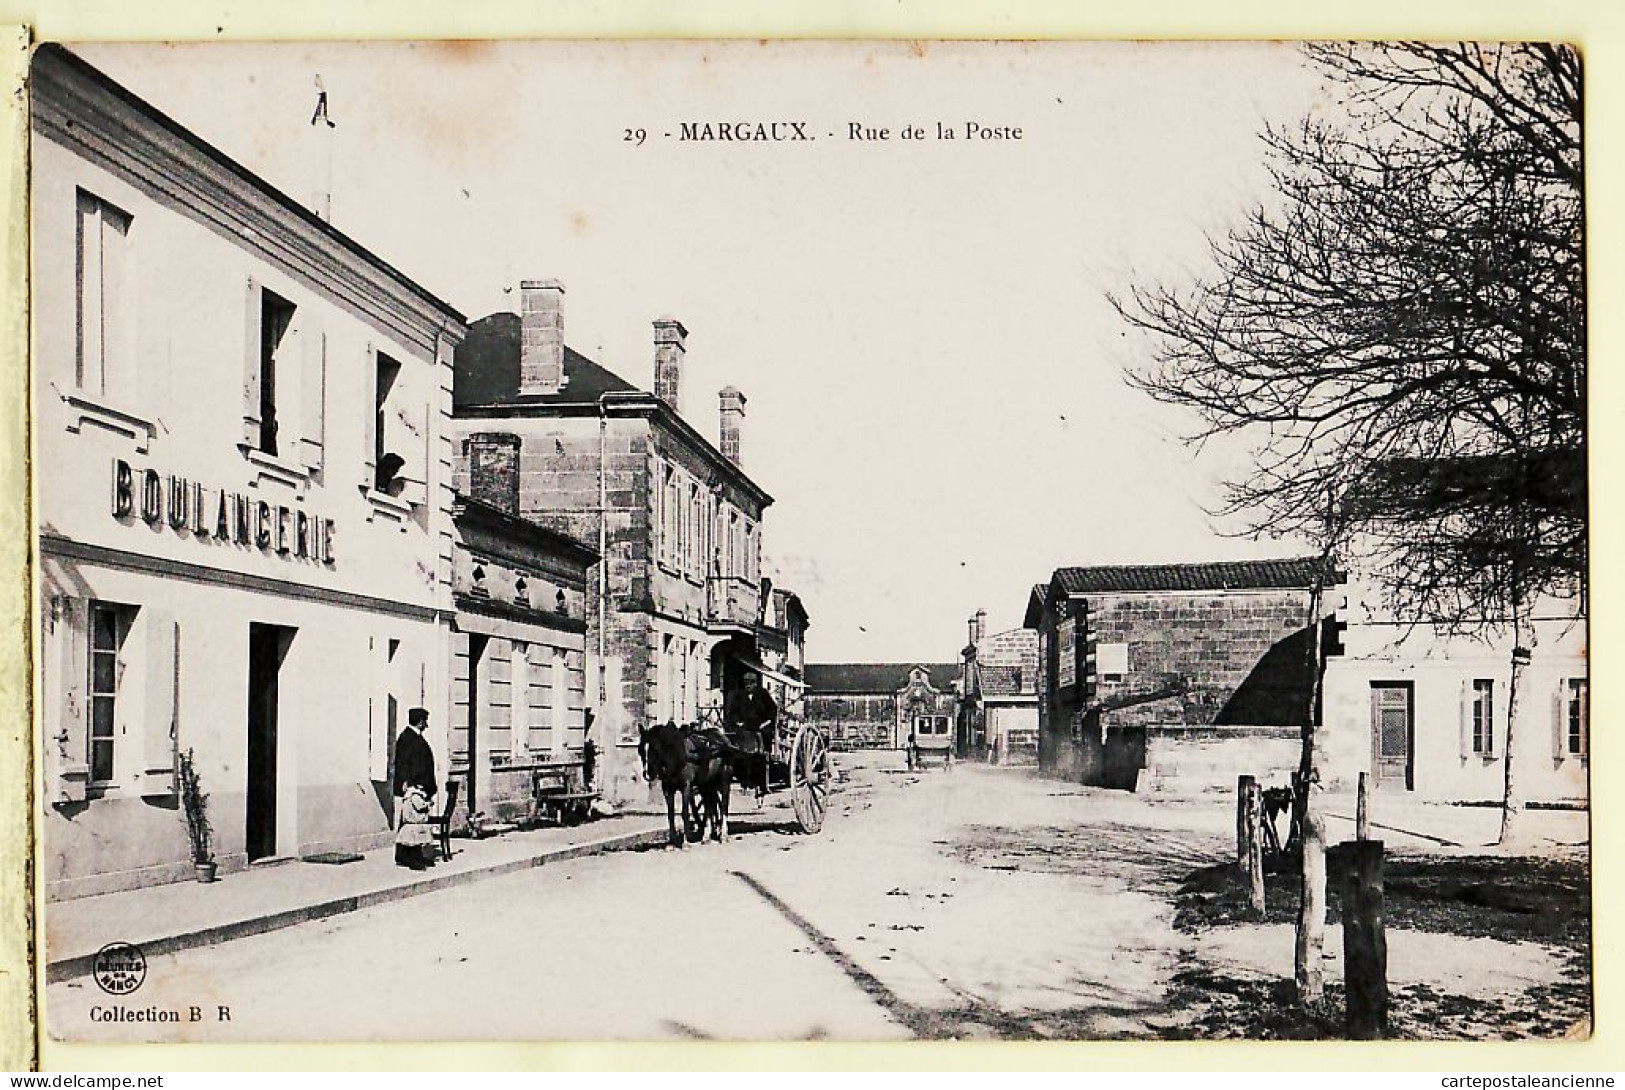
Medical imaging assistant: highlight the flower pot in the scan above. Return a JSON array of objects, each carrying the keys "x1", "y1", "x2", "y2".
[{"x1": 194, "y1": 861, "x2": 218, "y2": 884}]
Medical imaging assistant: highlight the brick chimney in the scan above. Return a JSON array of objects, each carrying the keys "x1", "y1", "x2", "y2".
[
  {"x1": 653, "y1": 318, "x2": 687, "y2": 413},
  {"x1": 467, "y1": 432, "x2": 522, "y2": 515},
  {"x1": 719, "y1": 386, "x2": 746, "y2": 465},
  {"x1": 975, "y1": 608, "x2": 987, "y2": 644},
  {"x1": 519, "y1": 279, "x2": 565, "y2": 396}
]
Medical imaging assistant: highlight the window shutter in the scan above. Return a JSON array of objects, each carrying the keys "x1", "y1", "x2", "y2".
[
  {"x1": 1552, "y1": 679, "x2": 1568, "y2": 759},
  {"x1": 363, "y1": 344, "x2": 378, "y2": 490},
  {"x1": 242, "y1": 277, "x2": 262, "y2": 448},
  {"x1": 367, "y1": 635, "x2": 390, "y2": 781},
  {"x1": 392, "y1": 397, "x2": 427, "y2": 506},
  {"x1": 551, "y1": 649, "x2": 567, "y2": 757},
  {"x1": 300, "y1": 326, "x2": 326, "y2": 471},
  {"x1": 46, "y1": 597, "x2": 91, "y2": 804},
  {"x1": 139, "y1": 609, "x2": 178, "y2": 797},
  {"x1": 511, "y1": 644, "x2": 530, "y2": 756},
  {"x1": 1459, "y1": 678, "x2": 1474, "y2": 758}
]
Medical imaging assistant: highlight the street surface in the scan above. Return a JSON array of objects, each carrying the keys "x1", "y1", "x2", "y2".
[{"x1": 48, "y1": 754, "x2": 1585, "y2": 1042}]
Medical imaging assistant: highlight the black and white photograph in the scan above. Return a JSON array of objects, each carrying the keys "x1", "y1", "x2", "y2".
[{"x1": 29, "y1": 37, "x2": 1589, "y2": 1046}]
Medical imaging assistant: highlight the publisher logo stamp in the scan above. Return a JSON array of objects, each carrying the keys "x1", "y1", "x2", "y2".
[{"x1": 93, "y1": 942, "x2": 146, "y2": 996}]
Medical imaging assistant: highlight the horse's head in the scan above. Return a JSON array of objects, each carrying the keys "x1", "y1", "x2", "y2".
[{"x1": 639, "y1": 721, "x2": 683, "y2": 784}]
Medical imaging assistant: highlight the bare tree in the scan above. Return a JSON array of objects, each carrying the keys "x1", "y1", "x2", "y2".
[{"x1": 1111, "y1": 42, "x2": 1584, "y2": 997}]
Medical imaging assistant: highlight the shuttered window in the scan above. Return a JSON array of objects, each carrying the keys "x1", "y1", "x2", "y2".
[
  {"x1": 87, "y1": 603, "x2": 125, "y2": 783},
  {"x1": 75, "y1": 190, "x2": 132, "y2": 396},
  {"x1": 1471, "y1": 679, "x2": 1494, "y2": 756}
]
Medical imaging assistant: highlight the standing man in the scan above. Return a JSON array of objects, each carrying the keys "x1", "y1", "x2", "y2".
[{"x1": 394, "y1": 707, "x2": 438, "y2": 870}]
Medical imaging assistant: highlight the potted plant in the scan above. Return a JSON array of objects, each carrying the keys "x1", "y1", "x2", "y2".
[{"x1": 177, "y1": 748, "x2": 216, "y2": 883}]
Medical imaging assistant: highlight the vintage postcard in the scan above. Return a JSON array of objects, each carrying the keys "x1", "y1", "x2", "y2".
[{"x1": 24, "y1": 36, "x2": 1593, "y2": 1053}]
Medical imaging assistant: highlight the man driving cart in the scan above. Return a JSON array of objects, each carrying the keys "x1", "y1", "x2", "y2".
[{"x1": 725, "y1": 670, "x2": 779, "y2": 792}]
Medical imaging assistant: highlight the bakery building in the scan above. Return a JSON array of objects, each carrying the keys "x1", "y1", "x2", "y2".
[{"x1": 33, "y1": 46, "x2": 466, "y2": 898}]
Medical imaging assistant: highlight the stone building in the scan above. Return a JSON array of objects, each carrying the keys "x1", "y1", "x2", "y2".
[
  {"x1": 452, "y1": 282, "x2": 774, "y2": 805},
  {"x1": 803, "y1": 663, "x2": 960, "y2": 751},
  {"x1": 445, "y1": 481, "x2": 598, "y2": 829},
  {"x1": 32, "y1": 46, "x2": 466, "y2": 897},
  {"x1": 958, "y1": 609, "x2": 1040, "y2": 764},
  {"x1": 1027, "y1": 559, "x2": 1334, "y2": 792}
]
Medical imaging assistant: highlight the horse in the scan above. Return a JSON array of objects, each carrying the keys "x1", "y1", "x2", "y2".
[{"x1": 637, "y1": 721, "x2": 733, "y2": 847}]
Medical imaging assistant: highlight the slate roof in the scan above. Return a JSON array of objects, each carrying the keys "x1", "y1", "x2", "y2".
[
  {"x1": 1053, "y1": 558, "x2": 1329, "y2": 595},
  {"x1": 804, "y1": 663, "x2": 959, "y2": 694},
  {"x1": 1023, "y1": 583, "x2": 1049, "y2": 629},
  {"x1": 454, "y1": 312, "x2": 640, "y2": 409}
]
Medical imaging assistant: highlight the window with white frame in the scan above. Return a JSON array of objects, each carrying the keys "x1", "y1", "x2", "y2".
[
  {"x1": 1565, "y1": 678, "x2": 1588, "y2": 758},
  {"x1": 75, "y1": 189, "x2": 132, "y2": 396},
  {"x1": 87, "y1": 602, "x2": 133, "y2": 784},
  {"x1": 1471, "y1": 679, "x2": 1495, "y2": 756}
]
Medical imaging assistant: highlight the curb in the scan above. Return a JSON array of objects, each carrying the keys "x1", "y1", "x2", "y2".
[{"x1": 46, "y1": 825, "x2": 668, "y2": 984}]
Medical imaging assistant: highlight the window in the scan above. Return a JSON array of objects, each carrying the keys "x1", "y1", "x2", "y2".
[
  {"x1": 1097, "y1": 642, "x2": 1129, "y2": 684},
  {"x1": 75, "y1": 190, "x2": 132, "y2": 395},
  {"x1": 87, "y1": 602, "x2": 132, "y2": 783},
  {"x1": 373, "y1": 352, "x2": 403, "y2": 491},
  {"x1": 1566, "y1": 679, "x2": 1588, "y2": 758},
  {"x1": 1471, "y1": 679, "x2": 1495, "y2": 755},
  {"x1": 253, "y1": 289, "x2": 297, "y2": 456}
]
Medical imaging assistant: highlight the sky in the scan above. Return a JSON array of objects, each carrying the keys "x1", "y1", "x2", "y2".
[{"x1": 75, "y1": 40, "x2": 1332, "y2": 664}]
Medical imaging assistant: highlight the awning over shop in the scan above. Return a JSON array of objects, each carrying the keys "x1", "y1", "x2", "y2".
[{"x1": 730, "y1": 651, "x2": 805, "y2": 690}]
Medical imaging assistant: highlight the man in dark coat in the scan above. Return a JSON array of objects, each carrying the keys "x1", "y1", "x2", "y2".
[
  {"x1": 727, "y1": 671, "x2": 779, "y2": 754},
  {"x1": 394, "y1": 707, "x2": 438, "y2": 869}
]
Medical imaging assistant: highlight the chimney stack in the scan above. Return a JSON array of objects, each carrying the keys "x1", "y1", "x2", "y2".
[
  {"x1": 975, "y1": 608, "x2": 987, "y2": 644},
  {"x1": 719, "y1": 387, "x2": 746, "y2": 465},
  {"x1": 653, "y1": 318, "x2": 687, "y2": 413},
  {"x1": 519, "y1": 279, "x2": 566, "y2": 396}
]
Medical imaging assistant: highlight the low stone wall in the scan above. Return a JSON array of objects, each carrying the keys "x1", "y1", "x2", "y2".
[{"x1": 1136, "y1": 724, "x2": 1301, "y2": 795}]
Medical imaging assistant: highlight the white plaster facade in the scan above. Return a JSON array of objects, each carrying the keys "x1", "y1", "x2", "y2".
[{"x1": 32, "y1": 47, "x2": 466, "y2": 899}]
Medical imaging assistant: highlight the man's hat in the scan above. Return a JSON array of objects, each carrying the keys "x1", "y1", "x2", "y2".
[{"x1": 409, "y1": 707, "x2": 430, "y2": 726}]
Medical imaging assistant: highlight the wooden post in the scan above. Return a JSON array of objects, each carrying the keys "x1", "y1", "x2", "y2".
[
  {"x1": 1245, "y1": 780, "x2": 1266, "y2": 919},
  {"x1": 1356, "y1": 771, "x2": 1371, "y2": 841},
  {"x1": 1237, "y1": 774, "x2": 1255, "y2": 873},
  {"x1": 1342, "y1": 839, "x2": 1388, "y2": 1039}
]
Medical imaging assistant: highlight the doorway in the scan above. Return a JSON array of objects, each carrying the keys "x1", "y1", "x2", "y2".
[
  {"x1": 1369, "y1": 680, "x2": 1414, "y2": 790},
  {"x1": 465, "y1": 634, "x2": 488, "y2": 815},
  {"x1": 247, "y1": 623, "x2": 293, "y2": 861}
]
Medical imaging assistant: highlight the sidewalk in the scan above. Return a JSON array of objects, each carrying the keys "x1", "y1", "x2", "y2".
[{"x1": 45, "y1": 813, "x2": 670, "y2": 984}]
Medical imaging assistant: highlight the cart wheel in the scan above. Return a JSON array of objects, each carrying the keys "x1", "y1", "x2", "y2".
[{"x1": 789, "y1": 725, "x2": 831, "y2": 834}]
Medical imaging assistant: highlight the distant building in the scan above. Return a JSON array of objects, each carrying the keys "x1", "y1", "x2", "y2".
[
  {"x1": 33, "y1": 46, "x2": 467, "y2": 897},
  {"x1": 1026, "y1": 559, "x2": 1334, "y2": 792},
  {"x1": 803, "y1": 663, "x2": 959, "y2": 751},
  {"x1": 756, "y1": 581, "x2": 811, "y2": 717},
  {"x1": 446, "y1": 488, "x2": 598, "y2": 829},
  {"x1": 1320, "y1": 583, "x2": 1587, "y2": 804},
  {"x1": 958, "y1": 609, "x2": 1040, "y2": 764},
  {"x1": 452, "y1": 283, "x2": 776, "y2": 805}
]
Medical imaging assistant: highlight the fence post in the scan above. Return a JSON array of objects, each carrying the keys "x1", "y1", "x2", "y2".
[
  {"x1": 1237, "y1": 774, "x2": 1255, "y2": 873},
  {"x1": 1245, "y1": 780, "x2": 1266, "y2": 919},
  {"x1": 1356, "y1": 771, "x2": 1371, "y2": 841},
  {"x1": 1342, "y1": 838, "x2": 1388, "y2": 1039}
]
